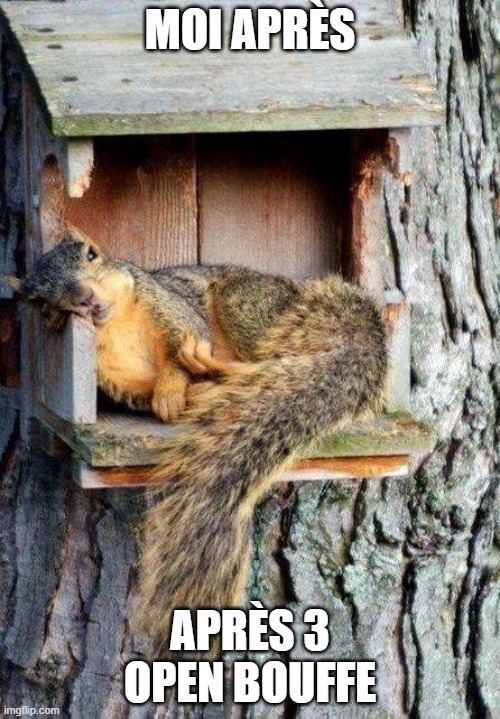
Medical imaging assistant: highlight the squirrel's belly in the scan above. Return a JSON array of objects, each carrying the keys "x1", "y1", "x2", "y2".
[
  {"x1": 96, "y1": 320, "x2": 161, "y2": 398},
  {"x1": 97, "y1": 353, "x2": 158, "y2": 397}
]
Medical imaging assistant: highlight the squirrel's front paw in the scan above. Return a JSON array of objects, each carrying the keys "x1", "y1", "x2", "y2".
[
  {"x1": 152, "y1": 370, "x2": 189, "y2": 423},
  {"x1": 152, "y1": 387, "x2": 186, "y2": 423}
]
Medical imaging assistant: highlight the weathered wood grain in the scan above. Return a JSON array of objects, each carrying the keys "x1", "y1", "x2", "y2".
[
  {"x1": 59, "y1": 138, "x2": 94, "y2": 198},
  {"x1": 37, "y1": 315, "x2": 97, "y2": 424},
  {"x1": 22, "y1": 83, "x2": 66, "y2": 443},
  {"x1": 384, "y1": 290, "x2": 411, "y2": 412},
  {"x1": 305, "y1": 412, "x2": 433, "y2": 458},
  {"x1": 0, "y1": 0, "x2": 443, "y2": 136},
  {"x1": 199, "y1": 132, "x2": 344, "y2": 278},
  {"x1": 290, "y1": 455, "x2": 409, "y2": 478},
  {"x1": 348, "y1": 129, "x2": 387, "y2": 301},
  {"x1": 0, "y1": 0, "x2": 404, "y2": 39},
  {"x1": 35, "y1": 406, "x2": 433, "y2": 468},
  {"x1": 74, "y1": 455, "x2": 410, "y2": 489}
]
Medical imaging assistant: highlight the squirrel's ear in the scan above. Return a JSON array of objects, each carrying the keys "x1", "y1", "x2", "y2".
[{"x1": 5, "y1": 276, "x2": 25, "y2": 295}]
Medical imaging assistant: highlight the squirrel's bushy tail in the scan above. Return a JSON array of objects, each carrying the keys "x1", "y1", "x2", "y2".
[{"x1": 135, "y1": 279, "x2": 387, "y2": 656}]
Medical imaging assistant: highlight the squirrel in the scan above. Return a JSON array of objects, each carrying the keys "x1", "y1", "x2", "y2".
[{"x1": 7, "y1": 226, "x2": 388, "y2": 657}]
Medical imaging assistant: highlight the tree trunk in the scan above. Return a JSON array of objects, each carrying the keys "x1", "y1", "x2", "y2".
[{"x1": 1, "y1": 1, "x2": 499, "y2": 717}]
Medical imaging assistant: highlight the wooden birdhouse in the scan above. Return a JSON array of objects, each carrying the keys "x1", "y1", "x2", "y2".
[{"x1": 1, "y1": 0, "x2": 440, "y2": 488}]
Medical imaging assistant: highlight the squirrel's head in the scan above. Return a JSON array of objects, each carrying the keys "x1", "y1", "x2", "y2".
[{"x1": 5, "y1": 227, "x2": 110, "y2": 329}]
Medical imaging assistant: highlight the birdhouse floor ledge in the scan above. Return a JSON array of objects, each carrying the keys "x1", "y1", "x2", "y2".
[{"x1": 34, "y1": 405, "x2": 434, "y2": 488}]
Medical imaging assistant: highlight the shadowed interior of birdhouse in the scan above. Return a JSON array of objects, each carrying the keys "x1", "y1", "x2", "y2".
[
  {"x1": 38, "y1": 131, "x2": 359, "y2": 421},
  {"x1": 40, "y1": 131, "x2": 357, "y2": 280}
]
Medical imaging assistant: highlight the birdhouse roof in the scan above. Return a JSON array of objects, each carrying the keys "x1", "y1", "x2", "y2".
[{"x1": 0, "y1": 0, "x2": 443, "y2": 136}]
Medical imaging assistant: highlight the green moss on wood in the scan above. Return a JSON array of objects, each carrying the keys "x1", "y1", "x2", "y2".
[{"x1": 63, "y1": 411, "x2": 435, "y2": 467}]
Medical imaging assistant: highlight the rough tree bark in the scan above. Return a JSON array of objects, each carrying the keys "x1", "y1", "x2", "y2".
[{"x1": 0, "y1": 1, "x2": 499, "y2": 717}]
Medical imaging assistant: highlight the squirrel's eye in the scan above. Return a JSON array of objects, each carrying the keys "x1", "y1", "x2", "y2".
[{"x1": 87, "y1": 249, "x2": 98, "y2": 262}]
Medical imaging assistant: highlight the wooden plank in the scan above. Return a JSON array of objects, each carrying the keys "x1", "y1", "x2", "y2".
[
  {"x1": 73, "y1": 455, "x2": 409, "y2": 489},
  {"x1": 348, "y1": 130, "x2": 387, "y2": 302},
  {"x1": 57, "y1": 138, "x2": 94, "y2": 198},
  {"x1": 283, "y1": 455, "x2": 409, "y2": 480},
  {"x1": 37, "y1": 315, "x2": 97, "y2": 424},
  {"x1": 307, "y1": 412, "x2": 433, "y2": 458},
  {"x1": 384, "y1": 292, "x2": 411, "y2": 412},
  {"x1": 198, "y1": 133, "x2": 345, "y2": 278},
  {"x1": 23, "y1": 81, "x2": 57, "y2": 266},
  {"x1": 0, "y1": 0, "x2": 403, "y2": 39},
  {"x1": 388, "y1": 127, "x2": 413, "y2": 185},
  {"x1": 35, "y1": 407, "x2": 433, "y2": 468},
  {"x1": 36, "y1": 407, "x2": 183, "y2": 467},
  {"x1": 21, "y1": 82, "x2": 65, "y2": 442},
  {"x1": 74, "y1": 462, "x2": 149, "y2": 489},
  {"x1": 346, "y1": 130, "x2": 413, "y2": 412},
  {"x1": 0, "y1": 1, "x2": 444, "y2": 137}
]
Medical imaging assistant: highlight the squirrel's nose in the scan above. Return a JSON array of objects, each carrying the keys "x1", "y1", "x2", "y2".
[{"x1": 73, "y1": 286, "x2": 95, "y2": 307}]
